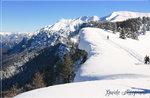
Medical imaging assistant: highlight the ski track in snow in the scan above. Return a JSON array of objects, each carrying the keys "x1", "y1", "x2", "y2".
[
  {"x1": 99, "y1": 31, "x2": 144, "y2": 63},
  {"x1": 109, "y1": 40, "x2": 143, "y2": 63},
  {"x1": 74, "y1": 28, "x2": 150, "y2": 82}
]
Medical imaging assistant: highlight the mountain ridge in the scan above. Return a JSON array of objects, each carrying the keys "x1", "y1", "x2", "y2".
[{"x1": 101, "y1": 11, "x2": 150, "y2": 22}]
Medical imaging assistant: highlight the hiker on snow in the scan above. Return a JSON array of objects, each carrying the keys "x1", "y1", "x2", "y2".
[
  {"x1": 144, "y1": 55, "x2": 149, "y2": 64},
  {"x1": 107, "y1": 35, "x2": 109, "y2": 40}
]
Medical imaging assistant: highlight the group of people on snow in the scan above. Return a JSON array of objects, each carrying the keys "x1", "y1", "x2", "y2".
[{"x1": 144, "y1": 55, "x2": 149, "y2": 64}]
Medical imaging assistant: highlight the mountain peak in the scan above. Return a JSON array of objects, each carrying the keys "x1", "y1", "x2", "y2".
[
  {"x1": 101, "y1": 11, "x2": 150, "y2": 22},
  {"x1": 77, "y1": 16, "x2": 99, "y2": 22}
]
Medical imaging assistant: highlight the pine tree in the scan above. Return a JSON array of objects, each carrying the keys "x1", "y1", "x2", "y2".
[
  {"x1": 120, "y1": 28, "x2": 126, "y2": 39},
  {"x1": 30, "y1": 72, "x2": 46, "y2": 89},
  {"x1": 118, "y1": 27, "x2": 122, "y2": 33},
  {"x1": 101, "y1": 24, "x2": 105, "y2": 29},
  {"x1": 113, "y1": 23, "x2": 117, "y2": 34},
  {"x1": 132, "y1": 32, "x2": 138, "y2": 40},
  {"x1": 107, "y1": 23, "x2": 112, "y2": 30},
  {"x1": 143, "y1": 25, "x2": 146, "y2": 35},
  {"x1": 126, "y1": 28, "x2": 132, "y2": 38},
  {"x1": 57, "y1": 54, "x2": 74, "y2": 83}
]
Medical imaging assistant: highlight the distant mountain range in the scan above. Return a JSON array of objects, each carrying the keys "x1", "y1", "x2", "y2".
[{"x1": 0, "y1": 32, "x2": 28, "y2": 53}]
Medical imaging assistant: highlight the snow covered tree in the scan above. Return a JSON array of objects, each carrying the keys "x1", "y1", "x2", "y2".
[
  {"x1": 120, "y1": 28, "x2": 126, "y2": 39},
  {"x1": 113, "y1": 23, "x2": 117, "y2": 34},
  {"x1": 118, "y1": 27, "x2": 122, "y2": 33},
  {"x1": 107, "y1": 23, "x2": 112, "y2": 30},
  {"x1": 132, "y1": 32, "x2": 138, "y2": 40},
  {"x1": 126, "y1": 28, "x2": 132, "y2": 38},
  {"x1": 101, "y1": 24, "x2": 105, "y2": 29},
  {"x1": 142, "y1": 26, "x2": 146, "y2": 35}
]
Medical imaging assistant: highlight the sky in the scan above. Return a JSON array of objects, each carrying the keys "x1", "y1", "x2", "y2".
[{"x1": 1, "y1": 0, "x2": 150, "y2": 32}]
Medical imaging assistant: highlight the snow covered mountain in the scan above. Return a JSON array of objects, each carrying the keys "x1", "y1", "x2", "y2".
[
  {"x1": 7, "y1": 16, "x2": 98, "y2": 54},
  {"x1": 101, "y1": 11, "x2": 150, "y2": 22},
  {"x1": 15, "y1": 28, "x2": 150, "y2": 98},
  {"x1": 0, "y1": 32, "x2": 28, "y2": 53},
  {"x1": 33, "y1": 16, "x2": 99, "y2": 34}
]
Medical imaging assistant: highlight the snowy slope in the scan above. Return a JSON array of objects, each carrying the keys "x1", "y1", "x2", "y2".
[
  {"x1": 101, "y1": 11, "x2": 150, "y2": 22},
  {"x1": 75, "y1": 28, "x2": 150, "y2": 81},
  {"x1": 14, "y1": 28, "x2": 150, "y2": 98},
  {"x1": 14, "y1": 79, "x2": 150, "y2": 98}
]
